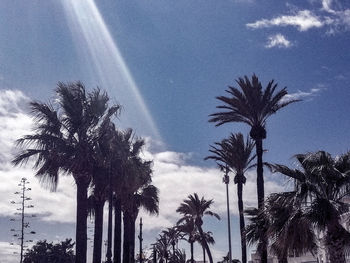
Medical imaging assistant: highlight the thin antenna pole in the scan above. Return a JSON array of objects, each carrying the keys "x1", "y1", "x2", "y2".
[{"x1": 223, "y1": 166, "x2": 232, "y2": 263}]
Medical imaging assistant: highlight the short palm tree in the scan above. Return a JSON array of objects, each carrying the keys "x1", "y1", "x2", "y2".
[
  {"x1": 271, "y1": 151, "x2": 350, "y2": 263},
  {"x1": 195, "y1": 231, "x2": 215, "y2": 263},
  {"x1": 176, "y1": 218, "x2": 196, "y2": 263},
  {"x1": 206, "y1": 133, "x2": 255, "y2": 263},
  {"x1": 176, "y1": 193, "x2": 220, "y2": 263},
  {"x1": 154, "y1": 233, "x2": 171, "y2": 263},
  {"x1": 162, "y1": 227, "x2": 182, "y2": 258},
  {"x1": 265, "y1": 192, "x2": 316, "y2": 263},
  {"x1": 12, "y1": 82, "x2": 119, "y2": 263},
  {"x1": 209, "y1": 74, "x2": 298, "y2": 262}
]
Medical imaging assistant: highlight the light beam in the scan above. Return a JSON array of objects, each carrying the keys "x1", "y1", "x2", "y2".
[{"x1": 62, "y1": 0, "x2": 162, "y2": 140}]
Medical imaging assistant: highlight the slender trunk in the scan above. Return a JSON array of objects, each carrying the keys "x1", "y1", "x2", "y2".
[
  {"x1": 93, "y1": 200, "x2": 105, "y2": 263},
  {"x1": 123, "y1": 211, "x2": 135, "y2": 263},
  {"x1": 130, "y1": 216, "x2": 136, "y2": 263},
  {"x1": 113, "y1": 198, "x2": 122, "y2": 263},
  {"x1": 255, "y1": 139, "x2": 267, "y2": 263},
  {"x1": 255, "y1": 139, "x2": 264, "y2": 209},
  {"x1": 190, "y1": 240, "x2": 194, "y2": 263},
  {"x1": 106, "y1": 188, "x2": 113, "y2": 263},
  {"x1": 197, "y1": 226, "x2": 213, "y2": 263},
  {"x1": 225, "y1": 178, "x2": 232, "y2": 263},
  {"x1": 203, "y1": 246, "x2": 206, "y2": 263},
  {"x1": 75, "y1": 178, "x2": 89, "y2": 263},
  {"x1": 237, "y1": 180, "x2": 246, "y2": 263}
]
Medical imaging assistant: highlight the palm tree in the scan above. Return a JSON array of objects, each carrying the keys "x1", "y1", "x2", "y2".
[
  {"x1": 195, "y1": 231, "x2": 215, "y2": 263},
  {"x1": 112, "y1": 128, "x2": 135, "y2": 263},
  {"x1": 209, "y1": 74, "x2": 298, "y2": 262},
  {"x1": 176, "y1": 193, "x2": 220, "y2": 263},
  {"x1": 154, "y1": 233, "x2": 171, "y2": 263},
  {"x1": 265, "y1": 192, "x2": 316, "y2": 263},
  {"x1": 12, "y1": 82, "x2": 119, "y2": 263},
  {"x1": 121, "y1": 146, "x2": 159, "y2": 263},
  {"x1": 176, "y1": 218, "x2": 196, "y2": 263},
  {"x1": 271, "y1": 151, "x2": 350, "y2": 263},
  {"x1": 162, "y1": 227, "x2": 182, "y2": 258},
  {"x1": 245, "y1": 192, "x2": 317, "y2": 263},
  {"x1": 206, "y1": 133, "x2": 255, "y2": 263}
]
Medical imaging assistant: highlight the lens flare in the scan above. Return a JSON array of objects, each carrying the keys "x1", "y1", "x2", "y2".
[{"x1": 62, "y1": 0, "x2": 161, "y2": 140}]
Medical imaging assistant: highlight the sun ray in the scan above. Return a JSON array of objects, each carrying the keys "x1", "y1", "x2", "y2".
[{"x1": 62, "y1": 0, "x2": 162, "y2": 140}]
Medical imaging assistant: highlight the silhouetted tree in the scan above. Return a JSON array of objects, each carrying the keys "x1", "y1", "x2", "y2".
[
  {"x1": 176, "y1": 193, "x2": 220, "y2": 263},
  {"x1": 23, "y1": 239, "x2": 75, "y2": 263},
  {"x1": 206, "y1": 133, "x2": 255, "y2": 263},
  {"x1": 13, "y1": 82, "x2": 119, "y2": 263},
  {"x1": 209, "y1": 74, "x2": 299, "y2": 263}
]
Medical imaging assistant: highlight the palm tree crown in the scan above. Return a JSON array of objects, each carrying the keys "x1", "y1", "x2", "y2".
[
  {"x1": 206, "y1": 133, "x2": 255, "y2": 263},
  {"x1": 12, "y1": 82, "x2": 119, "y2": 263},
  {"x1": 176, "y1": 193, "x2": 220, "y2": 263},
  {"x1": 271, "y1": 151, "x2": 350, "y2": 263},
  {"x1": 209, "y1": 74, "x2": 298, "y2": 140}
]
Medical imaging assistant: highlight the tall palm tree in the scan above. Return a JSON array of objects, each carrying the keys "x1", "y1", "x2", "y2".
[
  {"x1": 112, "y1": 128, "x2": 135, "y2": 263},
  {"x1": 206, "y1": 133, "x2": 255, "y2": 263},
  {"x1": 12, "y1": 82, "x2": 119, "y2": 263},
  {"x1": 271, "y1": 151, "x2": 350, "y2": 263},
  {"x1": 209, "y1": 74, "x2": 299, "y2": 262},
  {"x1": 176, "y1": 193, "x2": 220, "y2": 263},
  {"x1": 121, "y1": 149, "x2": 159, "y2": 263}
]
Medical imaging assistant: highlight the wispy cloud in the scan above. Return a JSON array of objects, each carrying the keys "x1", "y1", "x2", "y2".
[
  {"x1": 281, "y1": 88, "x2": 323, "y2": 103},
  {"x1": 265, "y1": 34, "x2": 292, "y2": 48},
  {"x1": 247, "y1": 0, "x2": 350, "y2": 34},
  {"x1": 247, "y1": 10, "x2": 324, "y2": 31}
]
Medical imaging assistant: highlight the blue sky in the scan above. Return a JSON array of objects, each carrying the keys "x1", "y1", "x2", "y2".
[{"x1": 0, "y1": 0, "x2": 350, "y2": 262}]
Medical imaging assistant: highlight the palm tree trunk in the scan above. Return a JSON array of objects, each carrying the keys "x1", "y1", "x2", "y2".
[
  {"x1": 190, "y1": 240, "x2": 194, "y2": 263},
  {"x1": 93, "y1": 199, "x2": 105, "y2": 263},
  {"x1": 237, "y1": 181, "x2": 247, "y2": 263},
  {"x1": 197, "y1": 226, "x2": 213, "y2": 263},
  {"x1": 203, "y1": 246, "x2": 206, "y2": 263},
  {"x1": 255, "y1": 139, "x2": 267, "y2": 263},
  {"x1": 123, "y1": 211, "x2": 135, "y2": 263},
  {"x1": 130, "y1": 216, "x2": 136, "y2": 263},
  {"x1": 113, "y1": 198, "x2": 122, "y2": 263},
  {"x1": 75, "y1": 178, "x2": 89, "y2": 263},
  {"x1": 106, "y1": 189, "x2": 113, "y2": 263}
]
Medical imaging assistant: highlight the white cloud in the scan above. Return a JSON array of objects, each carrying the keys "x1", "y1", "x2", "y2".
[
  {"x1": 0, "y1": 242, "x2": 18, "y2": 263},
  {"x1": 247, "y1": 1, "x2": 350, "y2": 34},
  {"x1": 281, "y1": 87, "x2": 322, "y2": 103},
  {"x1": 247, "y1": 10, "x2": 324, "y2": 31},
  {"x1": 265, "y1": 34, "x2": 292, "y2": 48},
  {"x1": 0, "y1": 89, "x2": 285, "y2": 261}
]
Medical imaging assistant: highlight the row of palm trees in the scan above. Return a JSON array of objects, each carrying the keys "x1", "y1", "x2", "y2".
[
  {"x1": 207, "y1": 74, "x2": 299, "y2": 263},
  {"x1": 12, "y1": 82, "x2": 159, "y2": 263},
  {"x1": 152, "y1": 193, "x2": 220, "y2": 263},
  {"x1": 207, "y1": 74, "x2": 350, "y2": 263}
]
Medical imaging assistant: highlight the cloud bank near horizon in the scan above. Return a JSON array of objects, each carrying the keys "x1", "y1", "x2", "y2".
[{"x1": 0, "y1": 88, "x2": 286, "y2": 261}]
